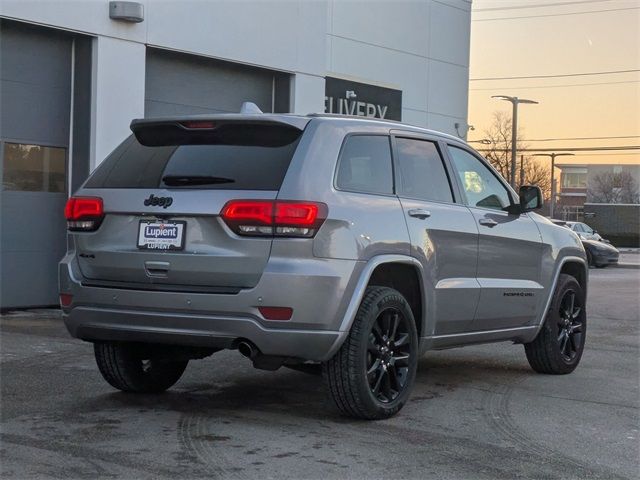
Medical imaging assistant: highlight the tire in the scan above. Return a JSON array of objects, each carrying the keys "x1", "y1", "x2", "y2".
[
  {"x1": 323, "y1": 286, "x2": 419, "y2": 420},
  {"x1": 524, "y1": 274, "x2": 586, "y2": 374},
  {"x1": 94, "y1": 342, "x2": 188, "y2": 393}
]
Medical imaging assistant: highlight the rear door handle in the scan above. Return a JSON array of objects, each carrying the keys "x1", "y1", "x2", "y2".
[
  {"x1": 408, "y1": 208, "x2": 431, "y2": 220},
  {"x1": 479, "y1": 218, "x2": 498, "y2": 228}
]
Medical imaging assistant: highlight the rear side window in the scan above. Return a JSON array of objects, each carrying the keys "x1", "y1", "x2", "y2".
[
  {"x1": 85, "y1": 124, "x2": 301, "y2": 190},
  {"x1": 335, "y1": 135, "x2": 393, "y2": 195},
  {"x1": 395, "y1": 138, "x2": 453, "y2": 203}
]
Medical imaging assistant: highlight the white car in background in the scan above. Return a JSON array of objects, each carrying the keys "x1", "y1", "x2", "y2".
[{"x1": 564, "y1": 221, "x2": 605, "y2": 242}]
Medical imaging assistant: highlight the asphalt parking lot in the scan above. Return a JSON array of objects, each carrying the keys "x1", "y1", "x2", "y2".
[{"x1": 1, "y1": 267, "x2": 638, "y2": 480}]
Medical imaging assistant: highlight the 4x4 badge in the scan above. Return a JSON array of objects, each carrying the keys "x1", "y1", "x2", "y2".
[{"x1": 144, "y1": 194, "x2": 173, "y2": 208}]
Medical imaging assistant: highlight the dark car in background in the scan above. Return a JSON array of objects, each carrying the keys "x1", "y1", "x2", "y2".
[
  {"x1": 552, "y1": 220, "x2": 619, "y2": 268},
  {"x1": 581, "y1": 239, "x2": 619, "y2": 268}
]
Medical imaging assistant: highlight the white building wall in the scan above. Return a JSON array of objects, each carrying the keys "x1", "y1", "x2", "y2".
[
  {"x1": 327, "y1": 0, "x2": 471, "y2": 136},
  {"x1": 1, "y1": 0, "x2": 472, "y2": 164},
  {"x1": 90, "y1": 37, "x2": 146, "y2": 169}
]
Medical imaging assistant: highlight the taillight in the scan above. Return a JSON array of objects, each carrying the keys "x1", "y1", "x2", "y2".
[
  {"x1": 221, "y1": 200, "x2": 327, "y2": 237},
  {"x1": 258, "y1": 306, "x2": 293, "y2": 321},
  {"x1": 180, "y1": 120, "x2": 216, "y2": 129},
  {"x1": 59, "y1": 293, "x2": 73, "y2": 308},
  {"x1": 64, "y1": 197, "x2": 104, "y2": 232}
]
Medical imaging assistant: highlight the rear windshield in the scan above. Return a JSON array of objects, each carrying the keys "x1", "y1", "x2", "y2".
[{"x1": 85, "y1": 124, "x2": 302, "y2": 190}]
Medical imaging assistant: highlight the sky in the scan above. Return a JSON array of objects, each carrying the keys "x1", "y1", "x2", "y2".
[{"x1": 468, "y1": 0, "x2": 640, "y2": 165}]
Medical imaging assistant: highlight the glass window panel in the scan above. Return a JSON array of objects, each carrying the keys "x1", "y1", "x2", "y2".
[
  {"x1": 2, "y1": 143, "x2": 66, "y2": 193},
  {"x1": 336, "y1": 136, "x2": 393, "y2": 195},
  {"x1": 395, "y1": 138, "x2": 453, "y2": 203},
  {"x1": 562, "y1": 172, "x2": 587, "y2": 188},
  {"x1": 447, "y1": 146, "x2": 511, "y2": 211}
]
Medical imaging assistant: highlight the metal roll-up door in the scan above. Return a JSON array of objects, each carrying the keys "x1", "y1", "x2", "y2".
[
  {"x1": 1, "y1": 20, "x2": 72, "y2": 309},
  {"x1": 145, "y1": 48, "x2": 290, "y2": 117}
]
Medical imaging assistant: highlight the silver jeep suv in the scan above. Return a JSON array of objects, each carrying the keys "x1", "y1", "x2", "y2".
[{"x1": 60, "y1": 111, "x2": 588, "y2": 419}]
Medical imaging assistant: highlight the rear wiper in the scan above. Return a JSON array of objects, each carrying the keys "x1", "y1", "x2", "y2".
[{"x1": 162, "y1": 175, "x2": 235, "y2": 186}]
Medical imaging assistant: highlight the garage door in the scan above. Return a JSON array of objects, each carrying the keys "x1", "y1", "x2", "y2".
[
  {"x1": 0, "y1": 21, "x2": 72, "y2": 309},
  {"x1": 145, "y1": 48, "x2": 290, "y2": 117}
]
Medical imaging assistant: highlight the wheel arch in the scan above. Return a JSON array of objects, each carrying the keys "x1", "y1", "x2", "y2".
[
  {"x1": 528, "y1": 255, "x2": 588, "y2": 341},
  {"x1": 326, "y1": 255, "x2": 425, "y2": 360}
]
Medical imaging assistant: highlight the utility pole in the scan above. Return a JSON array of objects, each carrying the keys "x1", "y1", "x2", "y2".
[
  {"x1": 519, "y1": 154, "x2": 525, "y2": 188},
  {"x1": 492, "y1": 95, "x2": 539, "y2": 187},
  {"x1": 533, "y1": 152, "x2": 575, "y2": 219}
]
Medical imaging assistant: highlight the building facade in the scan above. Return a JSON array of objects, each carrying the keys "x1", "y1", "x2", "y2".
[
  {"x1": 556, "y1": 163, "x2": 640, "y2": 220},
  {"x1": 0, "y1": 0, "x2": 472, "y2": 309}
]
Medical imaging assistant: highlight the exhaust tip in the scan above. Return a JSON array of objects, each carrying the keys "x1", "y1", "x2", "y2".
[{"x1": 238, "y1": 341, "x2": 257, "y2": 359}]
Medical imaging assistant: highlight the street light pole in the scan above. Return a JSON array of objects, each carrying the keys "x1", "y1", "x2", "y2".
[
  {"x1": 533, "y1": 153, "x2": 575, "y2": 219},
  {"x1": 492, "y1": 95, "x2": 539, "y2": 187}
]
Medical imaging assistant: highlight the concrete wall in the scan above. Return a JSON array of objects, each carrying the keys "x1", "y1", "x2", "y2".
[{"x1": 1, "y1": 0, "x2": 472, "y2": 167}]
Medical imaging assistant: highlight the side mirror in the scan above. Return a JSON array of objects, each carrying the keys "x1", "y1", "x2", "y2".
[{"x1": 518, "y1": 185, "x2": 543, "y2": 212}]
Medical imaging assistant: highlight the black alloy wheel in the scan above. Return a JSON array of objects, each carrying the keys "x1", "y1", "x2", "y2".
[
  {"x1": 556, "y1": 288, "x2": 584, "y2": 361},
  {"x1": 525, "y1": 274, "x2": 586, "y2": 374},
  {"x1": 324, "y1": 286, "x2": 418, "y2": 419},
  {"x1": 367, "y1": 307, "x2": 412, "y2": 403}
]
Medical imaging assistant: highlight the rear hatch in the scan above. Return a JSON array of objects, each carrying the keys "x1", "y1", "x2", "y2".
[{"x1": 72, "y1": 117, "x2": 308, "y2": 292}]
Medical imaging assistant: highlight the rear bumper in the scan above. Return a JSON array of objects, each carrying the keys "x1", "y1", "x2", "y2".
[
  {"x1": 59, "y1": 253, "x2": 362, "y2": 361},
  {"x1": 64, "y1": 307, "x2": 340, "y2": 360}
]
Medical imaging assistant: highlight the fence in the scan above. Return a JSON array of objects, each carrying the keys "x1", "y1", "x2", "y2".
[{"x1": 583, "y1": 203, "x2": 640, "y2": 247}]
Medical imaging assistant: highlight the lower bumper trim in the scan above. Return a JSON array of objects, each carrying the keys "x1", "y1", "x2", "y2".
[{"x1": 65, "y1": 306, "x2": 340, "y2": 361}]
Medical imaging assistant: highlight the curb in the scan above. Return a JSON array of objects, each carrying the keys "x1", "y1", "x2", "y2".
[{"x1": 612, "y1": 263, "x2": 640, "y2": 270}]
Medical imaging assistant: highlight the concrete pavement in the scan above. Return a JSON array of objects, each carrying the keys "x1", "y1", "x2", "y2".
[{"x1": 1, "y1": 268, "x2": 638, "y2": 479}]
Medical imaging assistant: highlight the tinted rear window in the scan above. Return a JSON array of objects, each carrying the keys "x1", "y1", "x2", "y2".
[
  {"x1": 335, "y1": 135, "x2": 393, "y2": 195},
  {"x1": 395, "y1": 138, "x2": 453, "y2": 203},
  {"x1": 85, "y1": 125, "x2": 301, "y2": 190}
]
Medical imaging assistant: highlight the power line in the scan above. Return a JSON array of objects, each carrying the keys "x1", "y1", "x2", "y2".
[
  {"x1": 469, "y1": 80, "x2": 640, "y2": 90},
  {"x1": 473, "y1": 0, "x2": 615, "y2": 12},
  {"x1": 527, "y1": 135, "x2": 640, "y2": 142},
  {"x1": 470, "y1": 69, "x2": 640, "y2": 81},
  {"x1": 571, "y1": 153, "x2": 640, "y2": 157},
  {"x1": 473, "y1": 6, "x2": 639, "y2": 21},
  {"x1": 575, "y1": 153, "x2": 639, "y2": 157},
  {"x1": 469, "y1": 135, "x2": 640, "y2": 143},
  {"x1": 476, "y1": 146, "x2": 640, "y2": 153}
]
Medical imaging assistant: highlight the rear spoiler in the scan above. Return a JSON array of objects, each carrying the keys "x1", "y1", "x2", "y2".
[{"x1": 130, "y1": 114, "x2": 310, "y2": 147}]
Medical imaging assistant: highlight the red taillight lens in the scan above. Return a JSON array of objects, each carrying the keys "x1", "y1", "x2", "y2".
[
  {"x1": 59, "y1": 293, "x2": 73, "y2": 308},
  {"x1": 65, "y1": 197, "x2": 103, "y2": 220},
  {"x1": 275, "y1": 202, "x2": 319, "y2": 226},
  {"x1": 221, "y1": 200, "x2": 273, "y2": 225},
  {"x1": 64, "y1": 197, "x2": 104, "y2": 232},
  {"x1": 258, "y1": 306, "x2": 293, "y2": 321},
  {"x1": 220, "y1": 200, "x2": 327, "y2": 237},
  {"x1": 180, "y1": 120, "x2": 216, "y2": 129}
]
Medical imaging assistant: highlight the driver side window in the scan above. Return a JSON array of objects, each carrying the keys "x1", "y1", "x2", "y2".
[{"x1": 447, "y1": 146, "x2": 511, "y2": 211}]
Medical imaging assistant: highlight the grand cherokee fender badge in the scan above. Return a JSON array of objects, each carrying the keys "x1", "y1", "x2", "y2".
[{"x1": 144, "y1": 194, "x2": 173, "y2": 208}]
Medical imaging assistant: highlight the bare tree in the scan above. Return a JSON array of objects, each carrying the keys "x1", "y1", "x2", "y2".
[
  {"x1": 588, "y1": 171, "x2": 640, "y2": 204},
  {"x1": 480, "y1": 111, "x2": 551, "y2": 198},
  {"x1": 481, "y1": 111, "x2": 520, "y2": 181},
  {"x1": 520, "y1": 157, "x2": 551, "y2": 199}
]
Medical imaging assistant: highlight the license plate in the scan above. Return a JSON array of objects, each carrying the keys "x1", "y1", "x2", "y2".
[{"x1": 137, "y1": 220, "x2": 186, "y2": 250}]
